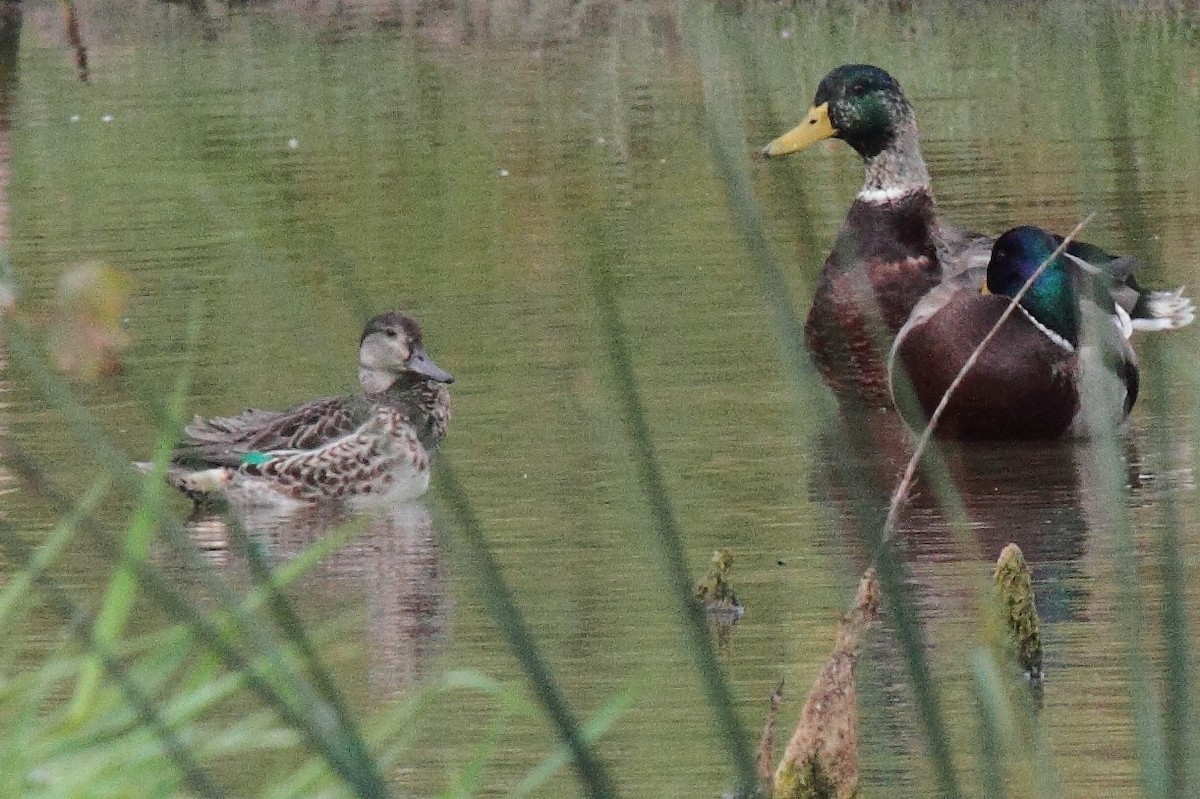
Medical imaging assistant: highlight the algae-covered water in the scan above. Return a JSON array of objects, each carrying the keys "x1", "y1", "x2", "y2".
[{"x1": 4, "y1": 2, "x2": 1200, "y2": 796}]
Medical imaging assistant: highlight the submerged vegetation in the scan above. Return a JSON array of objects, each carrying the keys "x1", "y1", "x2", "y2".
[
  {"x1": 768, "y1": 570, "x2": 879, "y2": 799},
  {"x1": 694, "y1": 548, "x2": 742, "y2": 614},
  {"x1": 993, "y1": 543, "x2": 1044, "y2": 686},
  {"x1": 0, "y1": 1, "x2": 1198, "y2": 798}
]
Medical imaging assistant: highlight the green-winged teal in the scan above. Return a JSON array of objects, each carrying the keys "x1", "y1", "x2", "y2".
[{"x1": 152, "y1": 310, "x2": 452, "y2": 507}]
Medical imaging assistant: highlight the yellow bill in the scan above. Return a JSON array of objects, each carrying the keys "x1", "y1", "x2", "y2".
[{"x1": 760, "y1": 102, "x2": 836, "y2": 158}]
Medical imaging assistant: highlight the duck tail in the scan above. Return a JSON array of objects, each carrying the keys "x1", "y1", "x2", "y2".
[
  {"x1": 134, "y1": 460, "x2": 232, "y2": 506},
  {"x1": 171, "y1": 467, "x2": 232, "y2": 495},
  {"x1": 1132, "y1": 287, "x2": 1196, "y2": 332}
]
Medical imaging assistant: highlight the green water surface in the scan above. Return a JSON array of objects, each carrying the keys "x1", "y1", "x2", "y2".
[{"x1": 5, "y1": 2, "x2": 1200, "y2": 796}]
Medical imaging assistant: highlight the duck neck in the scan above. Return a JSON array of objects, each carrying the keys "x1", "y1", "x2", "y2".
[
  {"x1": 856, "y1": 117, "x2": 931, "y2": 203},
  {"x1": 359, "y1": 365, "x2": 399, "y2": 394},
  {"x1": 1021, "y1": 269, "x2": 1081, "y2": 349}
]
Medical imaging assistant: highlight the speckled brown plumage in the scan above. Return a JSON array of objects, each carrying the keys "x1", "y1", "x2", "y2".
[{"x1": 150, "y1": 310, "x2": 453, "y2": 507}]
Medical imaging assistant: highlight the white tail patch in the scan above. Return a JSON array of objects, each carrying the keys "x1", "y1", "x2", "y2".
[
  {"x1": 176, "y1": 468, "x2": 233, "y2": 495},
  {"x1": 1132, "y1": 288, "x2": 1195, "y2": 331},
  {"x1": 1063, "y1": 252, "x2": 1194, "y2": 332},
  {"x1": 1113, "y1": 304, "x2": 1134, "y2": 340}
]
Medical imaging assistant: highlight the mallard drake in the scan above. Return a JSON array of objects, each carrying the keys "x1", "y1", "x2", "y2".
[
  {"x1": 760, "y1": 64, "x2": 1193, "y2": 402},
  {"x1": 148, "y1": 310, "x2": 453, "y2": 508},
  {"x1": 889, "y1": 226, "x2": 1138, "y2": 439}
]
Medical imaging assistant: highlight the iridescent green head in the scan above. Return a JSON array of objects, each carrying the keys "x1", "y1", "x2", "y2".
[
  {"x1": 987, "y1": 226, "x2": 1081, "y2": 347},
  {"x1": 761, "y1": 64, "x2": 913, "y2": 160}
]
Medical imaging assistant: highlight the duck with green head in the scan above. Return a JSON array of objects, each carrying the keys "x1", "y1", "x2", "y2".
[
  {"x1": 761, "y1": 64, "x2": 1193, "y2": 404},
  {"x1": 146, "y1": 310, "x2": 454, "y2": 509},
  {"x1": 889, "y1": 226, "x2": 1138, "y2": 439}
]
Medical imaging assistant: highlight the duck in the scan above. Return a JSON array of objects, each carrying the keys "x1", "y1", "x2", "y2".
[
  {"x1": 146, "y1": 310, "x2": 453, "y2": 508},
  {"x1": 889, "y1": 225, "x2": 1138, "y2": 439},
  {"x1": 759, "y1": 64, "x2": 1193, "y2": 403}
]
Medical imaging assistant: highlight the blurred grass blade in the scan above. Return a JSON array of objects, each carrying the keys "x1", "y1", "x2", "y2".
[
  {"x1": 1095, "y1": 12, "x2": 1179, "y2": 799},
  {"x1": 5, "y1": 443, "x2": 390, "y2": 798},
  {"x1": 223, "y1": 512, "x2": 387, "y2": 794},
  {"x1": 433, "y1": 456, "x2": 619, "y2": 799},
  {"x1": 0, "y1": 518, "x2": 227, "y2": 797},
  {"x1": 268, "y1": 670, "x2": 526, "y2": 799},
  {"x1": 68, "y1": 352, "x2": 192, "y2": 724},
  {"x1": 0, "y1": 479, "x2": 102, "y2": 625},
  {"x1": 971, "y1": 650, "x2": 1012, "y2": 799},
  {"x1": 868, "y1": 527, "x2": 963, "y2": 799},
  {"x1": 971, "y1": 639, "x2": 1062, "y2": 799},
  {"x1": 68, "y1": 305, "x2": 197, "y2": 725},
  {"x1": 542, "y1": 12, "x2": 759, "y2": 795},
  {"x1": 511, "y1": 686, "x2": 638, "y2": 799},
  {"x1": 685, "y1": 8, "x2": 964, "y2": 797},
  {"x1": 444, "y1": 712, "x2": 508, "y2": 799},
  {"x1": 578, "y1": 218, "x2": 757, "y2": 793}
]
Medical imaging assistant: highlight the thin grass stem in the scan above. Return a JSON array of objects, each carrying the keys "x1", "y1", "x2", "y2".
[
  {"x1": 687, "y1": 9, "x2": 970, "y2": 796},
  {"x1": 0, "y1": 520, "x2": 228, "y2": 797},
  {"x1": 883, "y1": 214, "x2": 1095, "y2": 539},
  {"x1": 432, "y1": 457, "x2": 619, "y2": 799}
]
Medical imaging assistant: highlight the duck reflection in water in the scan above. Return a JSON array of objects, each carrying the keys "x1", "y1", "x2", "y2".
[
  {"x1": 185, "y1": 498, "x2": 448, "y2": 699},
  {"x1": 142, "y1": 309, "x2": 456, "y2": 698},
  {"x1": 814, "y1": 418, "x2": 1097, "y2": 624}
]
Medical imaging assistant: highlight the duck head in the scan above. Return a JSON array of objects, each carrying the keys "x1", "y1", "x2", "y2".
[
  {"x1": 358, "y1": 310, "x2": 454, "y2": 393},
  {"x1": 761, "y1": 64, "x2": 916, "y2": 160},
  {"x1": 987, "y1": 226, "x2": 1081, "y2": 349},
  {"x1": 761, "y1": 65, "x2": 930, "y2": 196}
]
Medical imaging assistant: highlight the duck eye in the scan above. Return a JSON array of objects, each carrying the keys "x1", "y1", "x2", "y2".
[
  {"x1": 848, "y1": 83, "x2": 867, "y2": 97},
  {"x1": 385, "y1": 329, "x2": 398, "y2": 339}
]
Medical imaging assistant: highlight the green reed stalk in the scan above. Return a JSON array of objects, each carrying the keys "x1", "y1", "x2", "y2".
[
  {"x1": 1080, "y1": 424, "x2": 1168, "y2": 799},
  {"x1": 686, "y1": 8, "x2": 964, "y2": 797},
  {"x1": 1138, "y1": 349, "x2": 1194, "y2": 799},
  {"x1": 0, "y1": 480, "x2": 99, "y2": 625},
  {"x1": 5, "y1": 322, "x2": 392, "y2": 796},
  {"x1": 223, "y1": 511, "x2": 389, "y2": 795},
  {"x1": 971, "y1": 652, "x2": 1010, "y2": 799},
  {"x1": 530, "y1": 10, "x2": 760, "y2": 794},
  {"x1": 66, "y1": 311, "x2": 196, "y2": 727},
  {"x1": 971, "y1": 623, "x2": 1063, "y2": 799},
  {"x1": 510, "y1": 689, "x2": 637, "y2": 799},
  {"x1": 567, "y1": 24, "x2": 760, "y2": 787},
  {"x1": 0, "y1": 518, "x2": 227, "y2": 797},
  {"x1": 1095, "y1": 13, "x2": 1185, "y2": 798},
  {"x1": 432, "y1": 458, "x2": 619, "y2": 799},
  {"x1": 578, "y1": 219, "x2": 759, "y2": 794}
]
